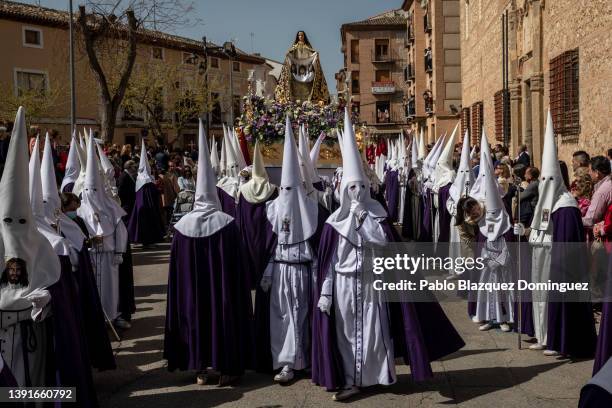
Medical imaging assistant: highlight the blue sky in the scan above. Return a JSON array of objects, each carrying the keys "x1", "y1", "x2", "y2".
[{"x1": 23, "y1": 0, "x2": 401, "y2": 92}]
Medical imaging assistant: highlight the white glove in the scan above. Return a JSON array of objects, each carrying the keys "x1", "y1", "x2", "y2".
[
  {"x1": 350, "y1": 201, "x2": 366, "y2": 221},
  {"x1": 513, "y1": 223, "x2": 526, "y2": 236},
  {"x1": 260, "y1": 276, "x2": 272, "y2": 292},
  {"x1": 317, "y1": 295, "x2": 332, "y2": 315},
  {"x1": 26, "y1": 289, "x2": 51, "y2": 321},
  {"x1": 113, "y1": 254, "x2": 124, "y2": 265}
]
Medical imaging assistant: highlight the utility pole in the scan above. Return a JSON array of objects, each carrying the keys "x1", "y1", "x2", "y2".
[{"x1": 68, "y1": 0, "x2": 76, "y2": 132}]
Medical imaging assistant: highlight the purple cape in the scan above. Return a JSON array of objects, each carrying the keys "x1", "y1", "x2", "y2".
[
  {"x1": 235, "y1": 190, "x2": 278, "y2": 290},
  {"x1": 418, "y1": 189, "x2": 434, "y2": 242},
  {"x1": 118, "y1": 237, "x2": 136, "y2": 319},
  {"x1": 311, "y1": 222, "x2": 465, "y2": 390},
  {"x1": 579, "y1": 383, "x2": 612, "y2": 408},
  {"x1": 74, "y1": 248, "x2": 116, "y2": 370},
  {"x1": 61, "y1": 182, "x2": 74, "y2": 193},
  {"x1": 436, "y1": 183, "x2": 452, "y2": 243},
  {"x1": 127, "y1": 183, "x2": 165, "y2": 245},
  {"x1": 251, "y1": 203, "x2": 327, "y2": 373},
  {"x1": 401, "y1": 170, "x2": 417, "y2": 239},
  {"x1": 384, "y1": 170, "x2": 399, "y2": 222},
  {"x1": 593, "y1": 250, "x2": 612, "y2": 374},
  {"x1": 48, "y1": 255, "x2": 98, "y2": 407},
  {"x1": 163, "y1": 224, "x2": 252, "y2": 375},
  {"x1": 0, "y1": 356, "x2": 17, "y2": 387},
  {"x1": 546, "y1": 207, "x2": 597, "y2": 357},
  {"x1": 217, "y1": 187, "x2": 237, "y2": 218}
]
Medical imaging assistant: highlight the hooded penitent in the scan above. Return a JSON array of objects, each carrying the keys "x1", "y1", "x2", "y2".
[
  {"x1": 433, "y1": 123, "x2": 459, "y2": 192},
  {"x1": 71, "y1": 133, "x2": 88, "y2": 197},
  {"x1": 478, "y1": 152, "x2": 511, "y2": 241},
  {"x1": 266, "y1": 115, "x2": 318, "y2": 245},
  {"x1": 230, "y1": 126, "x2": 247, "y2": 171},
  {"x1": 240, "y1": 141, "x2": 275, "y2": 204},
  {"x1": 135, "y1": 139, "x2": 154, "y2": 192},
  {"x1": 174, "y1": 120, "x2": 233, "y2": 238},
  {"x1": 326, "y1": 108, "x2": 387, "y2": 245},
  {"x1": 530, "y1": 110, "x2": 577, "y2": 231},
  {"x1": 411, "y1": 132, "x2": 419, "y2": 169},
  {"x1": 449, "y1": 130, "x2": 475, "y2": 204},
  {"x1": 41, "y1": 133, "x2": 86, "y2": 251},
  {"x1": 422, "y1": 134, "x2": 445, "y2": 188},
  {"x1": 96, "y1": 141, "x2": 116, "y2": 191},
  {"x1": 418, "y1": 128, "x2": 427, "y2": 162},
  {"x1": 298, "y1": 124, "x2": 318, "y2": 195},
  {"x1": 309, "y1": 131, "x2": 325, "y2": 183},
  {"x1": 217, "y1": 125, "x2": 240, "y2": 198},
  {"x1": 0, "y1": 107, "x2": 61, "y2": 310},
  {"x1": 469, "y1": 129, "x2": 495, "y2": 202},
  {"x1": 210, "y1": 136, "x2": 220, "y2": 176},
  {"x1": 79, "y1": 134, "x2": 126, "y2": 237},
  {"x1": 60, "y1": 132, "x2": 80, "y2": 192}
]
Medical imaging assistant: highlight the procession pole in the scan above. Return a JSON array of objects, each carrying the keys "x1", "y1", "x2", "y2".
[{"x1": 516, "y1": 178, "x2": 522, "y2": 350}]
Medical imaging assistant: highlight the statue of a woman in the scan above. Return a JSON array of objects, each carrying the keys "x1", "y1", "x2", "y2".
[{"x1": 275, "y1": 31, "x2": 330, "y2": 104}]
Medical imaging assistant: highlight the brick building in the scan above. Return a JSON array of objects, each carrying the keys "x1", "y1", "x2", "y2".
[
  {"x1": 0, "y1": 0, "x2": 269, "y2": 147},
  {"x1": 401, "y1": 0, "x2": 463, "y2": 144},
  {"x1": 460, "y1": 0, "x2": 612, "y2": 167},
  {"x1": 340, "y1": 10, "x2": 409, "y2": 137}
]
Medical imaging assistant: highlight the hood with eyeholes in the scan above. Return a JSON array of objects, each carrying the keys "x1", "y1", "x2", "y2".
[
  {"x1": 61, "y1": 132, "x2": 80, "y2": 191},
  {"x1": 326, "y1": 108, "x2": 387, "y2": 246},
  {"x1": 266, "y1": 115, "x2": 318, "y2": 245},
  {"x1": 0, "y1": 107, "x2": 60, "y2": 310}
]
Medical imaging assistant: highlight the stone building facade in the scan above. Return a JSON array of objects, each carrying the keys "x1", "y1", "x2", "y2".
[
  {"x1": 401, "y1": 0, "x2": 463, "y2": 144},
  {"x1": 340, "y1": 10, "x2": 410, "y2": 137},
  {"x1": 0, "y1": 0, "x2": 269, "y2": 147},
  {"x1": 460, "y1": 0, "x2": 611, "y2": 167}
]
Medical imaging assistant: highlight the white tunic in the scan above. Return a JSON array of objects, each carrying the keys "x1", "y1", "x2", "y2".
[
  {"x1": 321, "y1": 218, "x2": 396, "y2": 387},
  {"x1": 89, "y1": 222, "x2": 128, "y2": 320},
  {"x1": 529, "y1": 225, "x2": 553, "y2": 346},
  {"x1": 265, "y1": 241, "x2": 314, "y2": 370}
]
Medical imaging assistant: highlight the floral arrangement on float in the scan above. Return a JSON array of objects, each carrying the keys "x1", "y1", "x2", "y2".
[{"x1": 238, "y1": 95, "x2": 359, "y2": 146}]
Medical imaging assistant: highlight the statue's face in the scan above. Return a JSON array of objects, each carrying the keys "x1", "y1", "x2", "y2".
[{"x1": 298, "y1": 32, "x2": 305, "y2": 42}]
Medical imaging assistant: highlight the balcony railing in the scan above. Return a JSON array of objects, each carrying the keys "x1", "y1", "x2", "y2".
[
  {"x1": 371, "y1": 49, "x2": 398, "y2": 63},
  {"x1": 371, "y1": 81, "x2": 396, "y2": 94},
  {"x1": 372, "y1": 109, "x2": 402, "y2": 124},
  {"x1": 403, "y1": 65, "x2": 415, "y2": 82},
  {"x1": 424, "y1": 13, "x2": 432, "y2": 33},
  {"x1": 405, "y1": 97, "x2": 416, "y2": 118}
]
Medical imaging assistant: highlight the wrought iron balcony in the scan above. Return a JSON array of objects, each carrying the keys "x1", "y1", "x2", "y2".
[{"x1": 371, "y1": 81, "x2": 396, "y2": 94}]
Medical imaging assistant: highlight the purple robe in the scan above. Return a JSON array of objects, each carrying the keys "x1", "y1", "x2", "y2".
[
  {"x1": 163, "y1": 224, "x2": 252, "y2": 375},
  {"x1": 311, "y1": 222, "x2": 464, "y2": 390},
  {"x1": 418, "y1": 189, "x2": 434, "y2": 242},
  {"x1": 593, "y1": 253, "x2": 612, "y2": 374},
  {"x1": 62, "y1": 182, "x2": 74, "y2": 193},
  {"x1": 74, "y1": 248, "x2": 116, "y2": 370},
  {"x1": 513, "y1": 235, "x2": 535, "y2": 337},
  {"x1": 217, "y1": 187, "x2": 236, "y2": 218},
  {"x1": 401, "y1": 170, "x2": 417, "y2": 240},
  {"x1": 436, "y1": 183, "x2": 452, "y2": 243},
  {"x1": 0, "y1": 356, "x2": 17, "y2": 387},
  {"x1": 546, "y1": 207, "x2": 597, "y2": 357},
  {"x1": 118, "y1": 240, "x2": 136, "y2": 320},
  {"x1": 384, "y1": 170, "x2": 399, "y2": 222},
  {"x1": 579, "y1": 384, "x2": 612, "y2": 408},
  {"x1": 127, "y1": 183, "x2": 165, "y2": 245},
  {"x1": 48, "y1": 255, "x2": 98, "y2": 407},
  {"x1": 235, "y1": 190, "x2": 278, "y2": 289}
]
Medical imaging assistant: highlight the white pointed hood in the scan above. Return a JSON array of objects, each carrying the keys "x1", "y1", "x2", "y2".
[
  {"x1": 449, "y1": 130, "x2": 475, "y2": 203},
  {"x1": 230, "y1": 127, "x2": 247, "y2": 170},
  {"x1": 0, "y1": 107, "x2": 60, "y2": 310},
  {"x1": 175, "y1": 120, "x2": 233, "y2": 238},
  {"x1": 219, "y1": 131, "x2": 227, "y2": 176},
  {"x1": 96, "y1": 141, "x2": 119, "y2": 203},
  {"x1": 78, "y1": 134, "x2": 126, "y2": 237},
  {"x1": 433, "y1": 123, "x2": 459, "y2": 191},
  {"x1": 309, "y1": 131, "x2": 325, "y2": 182},
  {"x1": 41, "y1": 133, "x2": 86, "y2": 251},
  {"x1": 469, "y1": 129, "x2": 500, "y2": 202},
  {"x1": 417, "y1": 128, "x2": 427, "y2": 160},
  {"x1": 72, "y1": 134, "x2": 88, "y2": 197},
  {"x1": 336, "y1": 128, "x2": 344, "y2": 156},
  {"x1": 411, "y1": 133, "x2": 419, "y2": 169},
  {"x1": 240, "y1": 141, "x2": 276, "y2": 204},
  {"x1": 530, "y1": 110, "x2": 577, "y2": 231},
  {"x1": 478, "y1": 152, "x2": 511, "y2": 240},
  {"x1": 266, "y1": 115, "x2": 318, "y2": 245},
  {"x1": 326, "y1": 108, "x2": 387, "y2": 245},
  {"x1": 210, "y1": 136, "x2": 220, "y2": 176},
  {"x1": 135, "y1": 138, "x2": 154, "y2": 192},
  {"x1": 217, "y1": 125, "x2": 240, "y2": 200},
  {"x1": 298, "y1": 124, "x2": 318, "y2": 194},
  {"x1": 422, "y1": 134, "x2": 445, "y2": 187},
  {"x1": 61, "y1": 133, "x2": 80, "y2": 191}
]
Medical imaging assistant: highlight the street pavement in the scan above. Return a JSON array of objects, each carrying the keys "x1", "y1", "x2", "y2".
[{"x1": 93, "y1": 242, "x2": 593, "y2": 408}]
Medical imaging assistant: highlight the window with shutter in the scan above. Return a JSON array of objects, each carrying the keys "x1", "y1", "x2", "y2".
[
  {"x1": 471, "y1": 101, "x2": 483, "y2": 145},
  {"x1": 550, "y1": 49, "x2": 580, "y2": 141},
  {"x1": 461, "y1": 107, "x2": 471, "y2": 142},
  {"x1": 493, "y1": 90, "x2": 510, "y2": 142}
]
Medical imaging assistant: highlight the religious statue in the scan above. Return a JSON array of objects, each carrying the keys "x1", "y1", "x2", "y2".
[{"x1": 275, "y1": 31, "x2": 330, "y2": 104}]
